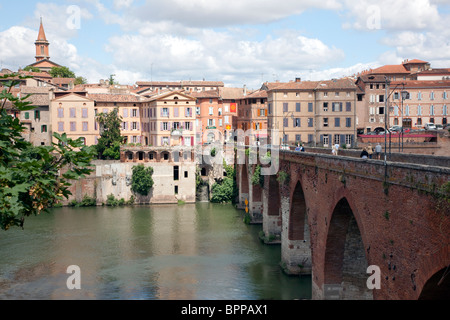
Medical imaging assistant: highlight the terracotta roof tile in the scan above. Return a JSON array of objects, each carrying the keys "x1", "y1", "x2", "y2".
[{"x1": 88, "y1": 93, "x2": 141, "y2": 103}]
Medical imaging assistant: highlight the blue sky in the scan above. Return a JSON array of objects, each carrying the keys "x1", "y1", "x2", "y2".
[{"x1": 1, "y1": 0, "x2": 450, "y2": 89}]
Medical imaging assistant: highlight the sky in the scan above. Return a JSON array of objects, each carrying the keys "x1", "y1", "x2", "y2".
[{"x1": 1, "y1": 0, "x2": 450, "y2": 90}]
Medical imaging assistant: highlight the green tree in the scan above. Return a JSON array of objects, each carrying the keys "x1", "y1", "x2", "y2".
[
  {"x1": 22, "y1": 66, "x2": 41, "y2": 73},
  {"x1": 0, "y1": 74, "x2": 96, "y2": 230},
  {"x1": 49, "y1": 66, "x2": 76, "y2": 78},
  {"x1": 131, "y1": 165, "x2": 154, "y2": 196},
  {"x1": 74, "y1": 76, "x2": 87, "y2": 85},
  {"x1": 95, "y1": 108, "x2": 123, "y2": 160},
  {"x1": 108, "y1": 74, "x2": 116, "y2": 85}
]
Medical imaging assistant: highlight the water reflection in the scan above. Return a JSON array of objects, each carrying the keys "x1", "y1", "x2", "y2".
[{"x1": 0, "y1": 203, "x2": 311, "y2": 300}]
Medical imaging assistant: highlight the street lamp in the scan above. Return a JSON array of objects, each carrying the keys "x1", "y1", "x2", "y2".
[{"x1": 400, "y1": 89, "x2": 410, "y2": 152}]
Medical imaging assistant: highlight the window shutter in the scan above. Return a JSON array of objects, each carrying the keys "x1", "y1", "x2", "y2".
[
  {"x1": 340, "y1": 134, "x2": 345, "y2": 145},
  {"x1": 320, "y1": 135, "x2": 324, "y2": 145}
]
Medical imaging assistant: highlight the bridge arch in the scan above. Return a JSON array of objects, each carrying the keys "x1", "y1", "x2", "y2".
[
  {"x1": 323, "y1": 197, "x2": 372, "y2": 300},
  {"x1": 267, "y1": 175, "x2": 280, "y2": 216},
  {"x1": 419, "y1": 267, "x2": 450, "y2": 300},
  {"x1": 289, "y1": 181, "x2": 307, "y2": 241}
]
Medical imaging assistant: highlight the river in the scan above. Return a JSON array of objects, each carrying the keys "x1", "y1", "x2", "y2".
[{"x1": 0, "y1": 202, "x2": 311, "y2": 300}]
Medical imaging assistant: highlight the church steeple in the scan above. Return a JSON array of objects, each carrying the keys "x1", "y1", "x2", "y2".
[{"x1": 35, "y1": 18, "x2": 50, "y2": 62}]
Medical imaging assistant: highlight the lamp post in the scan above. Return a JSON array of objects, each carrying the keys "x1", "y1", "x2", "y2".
[{"x1": 400, "y1": 89, "x2": 409, "y2": 152}]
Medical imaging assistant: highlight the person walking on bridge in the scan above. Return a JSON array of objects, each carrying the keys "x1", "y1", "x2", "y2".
[{"x1": 375, "y1": 143, "x2": 382, "y2": 160}]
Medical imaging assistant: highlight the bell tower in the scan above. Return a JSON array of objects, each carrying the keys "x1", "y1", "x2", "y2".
[{"x1": 35, "y1": 17, "x2": 50, "y2": 62}]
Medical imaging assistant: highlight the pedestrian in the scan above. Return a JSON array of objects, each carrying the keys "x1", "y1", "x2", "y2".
[
  {"x1": 367, "y1": 144, "x2": 374, "y2": 159},
  {"x1": 332, "y1": 144, "x2": 336, "y2": 155},
  {"x1": 334, "y1": 143, "x2": 340, "y2": 155},
  {"x1": 360, "y1": 147, "x2": 369, "y2": 159},
  {"x1": 375, "y1": 143, "x2": 382, "y2": 160}
]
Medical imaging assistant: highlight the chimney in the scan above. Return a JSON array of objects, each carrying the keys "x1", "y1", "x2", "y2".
[
  {"x1": 295, "y1": 77, "x2": 301, "y2": 82},
  {"x1": 243, "y1": 84, "x2": 247, "y2": 96}
]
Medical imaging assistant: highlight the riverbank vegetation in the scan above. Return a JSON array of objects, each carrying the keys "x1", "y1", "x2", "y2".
[{"x1": 0, "y1": 74, "x2": 95, "y2": 230}]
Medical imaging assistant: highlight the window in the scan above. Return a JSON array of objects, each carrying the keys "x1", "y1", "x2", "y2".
[
  {"x1": 283, "y1": 103, "x2": 288, "y2": 112},
  {"x1": 24, "y1": 112, "x2": 29, "y2": 120},
  {"x1": 58, "y1": 122, "x2": 64, "y2": 132},
  {"x1": 308, "y1": 118, "x2": 313, "y2": 127},
  {"x1": 224, "y1": 116, "x2": 229, "y2": 124},
  {"x1": 34, "y1": 110, "x2": 40, "y2": 120},
  {"x1": 209, "y1": 107, "x2": 214, "y2": 115},
  {"x1": 41, "y1": 125, "x2": 47, "y2": 133},
  {"x1": 418, "y1": 92, "x2": 422, "y2": 100},
  {"x1": 324, "y1": 92, "x2": 328, "y2": 97},
  {"x1": 295, "y1": 134, "x2": 301, "y2": 142},
  {"x1": 184, "y1": 171, "x2": 188, "y2": 178},
  {"x1": 323, "y1": 135, "x2": 329, "y2": 146},
  {"x1": 335, "y1": 92, "x2": 340, "y2": 97},
  {"x1": 132, "y1": 122, "x2": 138, "y2": 130},
  {"x1": 174, "y1": 186, "x2": 179, "y2": 195},
  {"x1": 196, "y1": 107, "x2": 200, "y2": 115},
  {"x1": 430, "y1": 105, "x2": 435, "y2": 116},
  {"x1": 82, "y1": 108, "x2": 88, "y2": 118},
  {"x1": 296, "y1": 103, "x2": 301, "y2": 112},
  {"x1": 218, "y1": 108, "x2": 222, "y2": 116},
  {"x1": 308, "y1": 103, "x2": 313, "y2": 112},
  {"x1": 417, "y1": 118, "x2": 422, "y2": 125},
  {"x1": 417, "y1": 105, "x2": 422, "y2": 116},
  {"x1": 185, "y1": 122, "x2": 191, "y2": 131},
  {"x1": 323, "y1": 118, "x2": 329, "y2": 127},
  {"x1": 393, "y1": 92, "x2": 399, "y2": 100},
  {"x1": 294, "y1": 118, "x2": 301, "y2": 127},
  {"x1": 58, "y1": 108, "x2": 64, "y2": 118},
  {"x1": 70, "y1": 108, "x2": 76, "y2": 118},
  {"x1": 346, "y1": 102, "x2": 352, "y2": 112},
  {"x1": 174, "y1": 166, "x2": 179, "y2": 181},
  {"x1": 345, "y1": 135, "x2": 353, "y2": 145},
  {"x1": 323, "y1": 102, "x2": 328, "y2": 112},
  {"x1": 430, "y1": 92, "x2": 435, "y2": 100},
  {"x1": 283, "y1": 118, "x2": 288, "y2": 127},
  {"x1": 308, "y1": 134, "x2": 313, "y2": 143},
  {"x1": 70, "y1": 122, "x2": 76, "y2": 131},
  {"x1": 394, "y1": 106, "x2": 399, "y2": 116},
  {"x1": 334, "y1": 135, "x2": 340, "y2": 145},
  {"x1": 335, "y1": 118, "x2": 340, "y2": 127},
  {"x1": 219, "y1": 119, "x2": 223, "y2": 127},
  {"x1": 444, "y1": 105, "x2": 448, "y2": 115},
  {"x1": 346, "y1": 118, "x2": 352, "y2": 127},
  {"x1": 444, "y1": 92, "x2": 448, "y2": 100},
  {"x1": 173, "y1": 122, "x2": 180, "y2": 130},
  {"x1": 268, "y1": 103, "x2": 272, "y2": 115},
  {"x1": 259, "y1": 109, "x2": 265, "y2": 117},
  {"x1": 82, "y1": 122, "x2": 88, "y2": 131},
  {"x1": 162, "y1": 108, "x2": 169, "y2": 117},
  {"x1": 405, "y1": 105, "x2": 410, "y2": 116}
]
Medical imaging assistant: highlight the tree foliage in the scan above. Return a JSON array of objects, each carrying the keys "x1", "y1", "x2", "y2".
[
  {"x1": 95, "y1": 108, "x2": 123, "y2": 160},
  {"x1": 22, "y1": 66, "x2": 41, "y2": 73},
  {"x1": 210, "y1": 162, "x2": 238, "y2": 203},
  {"x1": 0, "y1": 74, "x2": 96, "y2": 230},
  {"x1": 49, "y1": 66, "x2": 76, "y2": 78},
  {"x1": 131, "y1": 165, "x2": 154, "y2": 196}
]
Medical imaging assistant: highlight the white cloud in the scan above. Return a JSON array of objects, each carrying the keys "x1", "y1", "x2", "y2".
[{"x1": 0, "y1": 26, "x2": 36, "y2": 70}]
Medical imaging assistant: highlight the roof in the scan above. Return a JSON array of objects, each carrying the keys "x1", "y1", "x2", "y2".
[
  {"x1": 390, "y1": 80, "x2": 450, "y2": 89},
  {"x1": 52, "y1": 77, "x2": 75, "y2": 85},
  {"x1": 402, "y1": 59, "x2": 428, "y2": 65},
  {"x1": 28, "y1": 59, "x2": 61, "y2": 68},
  {"x1": 357, "y1": 74, "x2": 387, "y2": 83},
  {"x1": 244, "y1": 89, "x2": 267, "y2": 99},
  {"x1": 190, "y1": 89, "x2": 220, "y2": 98},
  {"x1": 370, "y1": 64, "x2": 410, "y2": 75},
  {"x1": 264, "y1": 78, "x2": 356, "y2": 92},
  {"x1": 219, "y1": 87, "x2": 245, "y2": 100},
  {"x1": 415, "y1": 68, "x2": 450, "y2": 76},
  {"x1": 136, "y1": 80, "x2": 224, "y2": 87},
  {"x1": 37, "y1": 19, "x2": 47, "y2": 42},
  {"x1": 88, "y1": 93, "x2": 141, "y2": 103}
]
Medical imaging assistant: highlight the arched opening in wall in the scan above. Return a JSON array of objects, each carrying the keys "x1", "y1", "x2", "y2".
[
  {"x1": 148, "y1": 151, "x2": 156, "y2": 161},
  {"x1": 241, "y1": 164, "x2": 249, "y2": 195},
  {"x1": 138, "y1": 152, "x2": 144, "y2": 161},
  {"x1": 126, "y1": 152, "x2": 133, "y2": 161},
  {"x1": 161, "y1": 151, "x2": 170, "y2": 161},
  {"x1": 419, "y1": 267, "x2": 450, "y2": 300},
  {"x1": 324, "y1": 198, "x2": 371, "y2": 300},
  {"x1": 288, "y1": 181, "x2": 307, "y2": 240},
  {"x1": 267, "y1": 175, "x2": 280, "y2": 216}
]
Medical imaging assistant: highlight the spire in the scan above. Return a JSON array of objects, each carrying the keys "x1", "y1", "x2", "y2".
[
  {"x1": 37, "y1": 17, "x2": 47, "y2": 41},
  {"x1": 35, "y1": 18, "x2": 50, "y2": 62}
]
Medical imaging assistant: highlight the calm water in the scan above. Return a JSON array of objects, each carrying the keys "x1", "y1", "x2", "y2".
[{"x1": 0, "y1": 203, "x2": 311, "y2": 300}]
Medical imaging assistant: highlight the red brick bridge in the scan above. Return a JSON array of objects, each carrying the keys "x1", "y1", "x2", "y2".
[{"x1": 236, "y1": 147, "x2": 449, "y2": 300}]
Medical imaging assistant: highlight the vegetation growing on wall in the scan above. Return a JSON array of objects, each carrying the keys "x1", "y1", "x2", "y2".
[
  {"x1": 131, "y1": 164, "x2": 154, "y2": 196},
  {"x1": 210, "y1": 161, "x2": 238, "y2": 204}
]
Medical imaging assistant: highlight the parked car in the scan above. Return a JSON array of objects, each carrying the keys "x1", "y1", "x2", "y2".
[
  {"x1": 424, "y1": 123, "x2": 437, "y2": 130},
  {"x1": 280, "y1": 144, "x2": 290, "y2": 150},
  {"x1": 435, "y1": 124, "x2": 443, "y2": 130},
  {"x1": 389, "y1": 125, "x2": 402, "y2": 132}
]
